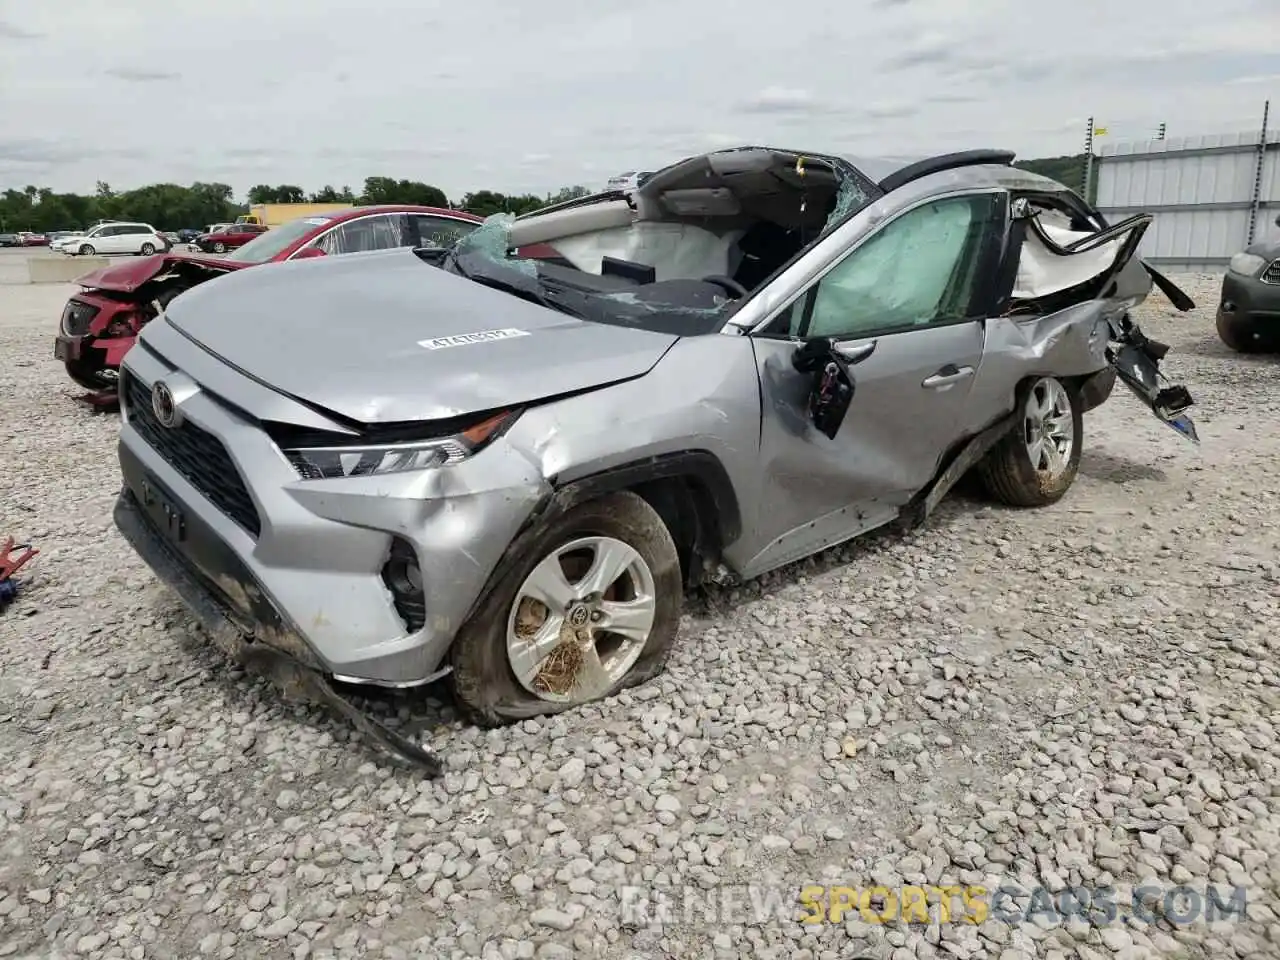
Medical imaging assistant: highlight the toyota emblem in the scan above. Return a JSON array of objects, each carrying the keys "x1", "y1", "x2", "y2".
[{"x1": 151, "y1": 381, "x2": 178, "y2": 428}]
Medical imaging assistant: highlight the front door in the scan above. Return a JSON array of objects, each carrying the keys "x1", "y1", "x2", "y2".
[
  {"x1": 91, "y1": 226, "x2": 118, "y2": 254},
  {"x1": 741, "y1": 191, "x2": 1004, "y2": 577}
]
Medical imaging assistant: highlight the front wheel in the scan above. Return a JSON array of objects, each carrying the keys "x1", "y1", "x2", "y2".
[
  {"x1": 212, "y1": 241, "x2": 226, "y2": 253},
  {"x1": 978, "y1": 376, "x2": 1083, "y2": 507},
  {"x1": 78, "y1": 244, "x2": 95, "y2": 256},
  {"x1": 450, "y1": 491, "x2": 682, "y2": 726}
]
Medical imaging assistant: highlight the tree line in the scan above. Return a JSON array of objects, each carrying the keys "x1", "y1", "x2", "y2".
[
  {"x1": 0, "y1": 154, "x2": 1090, "y2": 234},
  {"x1": 0, "y1": 177, "x2": 593, "y2": 233}
]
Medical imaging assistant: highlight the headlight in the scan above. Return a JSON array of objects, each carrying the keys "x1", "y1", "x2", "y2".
[
  {"x1": 282, "y1": 410, "x2": 516, "y2": 480},
  {"x1": 1229, "y1": 252, "x2": 1267, "y2": 277}
]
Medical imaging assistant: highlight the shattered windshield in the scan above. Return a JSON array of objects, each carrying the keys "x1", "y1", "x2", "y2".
[
  {"x1": 822, "y1": 174, "x2": 871, "y2": 233},
  {"x1": 442, "y1": 158, "x2": 875, "y2": 337},
  {"x1": 444, "y1": 214, "x2": 729, "y2": 335}
]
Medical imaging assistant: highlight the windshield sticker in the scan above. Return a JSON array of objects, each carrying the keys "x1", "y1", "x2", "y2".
[{"x1": 419, "y1": 328, "x2": 531, "y2": 350}]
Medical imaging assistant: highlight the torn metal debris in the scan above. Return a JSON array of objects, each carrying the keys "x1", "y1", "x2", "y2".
[{"x1": 0, "y1": 537, "x2": 38, "y2": 613}]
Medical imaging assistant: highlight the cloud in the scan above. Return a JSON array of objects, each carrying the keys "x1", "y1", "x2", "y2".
[
  {"x1": 880, "y1": 39, "x2": 955, "y2": 71},
  {"x1": 0, "y1": 19, "x2": 42, "y2": 40},
  {"x1": 862, "y1": 102, "x2": 921, "y2": 121},
  {"x1": 736, "y1": 87, "x2": 821, "y2": 115},
  {"x1": 106, "y1": 67, "x2": 180, "y2": 82},
  {"x1": 1227, "y1": 73, "x2": 1280, "y2": 85},
  {"x1": 0, "y1": 0, "x2": 1276, "y2": 199}
]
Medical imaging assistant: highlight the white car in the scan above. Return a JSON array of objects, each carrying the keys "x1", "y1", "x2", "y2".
[
  {"x1": 605, "y1": 170, "x2": 653, "y2": 193},
  {"x1": 57, "y1": 222, "x2": 167, "y2": 257}
]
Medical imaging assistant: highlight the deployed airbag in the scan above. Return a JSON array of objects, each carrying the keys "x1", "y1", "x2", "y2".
[
  {"x1": 550, "y1": 222, "x2": 745, "y2": 281},
  {"x1": 1013, "y1": 219, "x2": 1122, "y2": 300}
]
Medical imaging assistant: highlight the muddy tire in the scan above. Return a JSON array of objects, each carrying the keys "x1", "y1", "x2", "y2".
[
  {"x1": 450, "y1": 491, "x2": 682, "y2": 727},
  {"x1": 78, "y1": 244, "x2": 95, "y2": 257},
  {"x1": 978, "y1": 376, "x2": 1083, "y2": 508},
  {"x1": 1216, "y1": 311, "x2": 1264, "y2": 353}
]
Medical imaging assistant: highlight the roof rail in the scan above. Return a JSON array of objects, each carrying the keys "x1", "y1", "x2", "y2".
[{"x1": 877, "y1": 149, "x2": 1016, "y2": 193}]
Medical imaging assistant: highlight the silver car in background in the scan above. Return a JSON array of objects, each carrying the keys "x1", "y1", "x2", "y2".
[{"x1": 112, "y1": 145, "x2": 1198, "y2": 769}]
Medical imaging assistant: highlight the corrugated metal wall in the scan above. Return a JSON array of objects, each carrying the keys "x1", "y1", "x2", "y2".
[{"x1": 1095, "y1": 124, "x2": 1279, "y2": 273}]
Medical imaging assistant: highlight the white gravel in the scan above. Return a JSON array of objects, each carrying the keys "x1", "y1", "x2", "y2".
[{"x1": 1, "y1": 276, "x2": 1278, "y2": 960}]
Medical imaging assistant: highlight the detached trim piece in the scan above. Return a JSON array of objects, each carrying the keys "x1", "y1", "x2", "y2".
[{"x1": 878, "y1": 150, "x2": 1017, "y2": 194}]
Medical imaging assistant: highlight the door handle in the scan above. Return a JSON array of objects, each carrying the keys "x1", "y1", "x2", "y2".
[
  {"x1": 833, "y1": 340, "x2": 876, "y2": 363},
  {"x1": 922, "y1": 365, "x2": 975, "y2": 389}
]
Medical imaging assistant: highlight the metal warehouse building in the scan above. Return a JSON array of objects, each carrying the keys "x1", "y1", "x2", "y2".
[{"x1": 1095, "y1": 113, "x2": 1279, "y2": 273}]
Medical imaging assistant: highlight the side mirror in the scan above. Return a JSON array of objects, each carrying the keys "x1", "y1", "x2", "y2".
[
  {"x1": 294, "y1": 246, "x2": 326, "y2": 259},
  {"x1": 791, "y1": 337, "x2": 856, "y2": 439}
]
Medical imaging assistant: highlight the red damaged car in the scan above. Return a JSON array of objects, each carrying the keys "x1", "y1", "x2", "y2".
[{"x1": 55, "y1": 205, "x2": 483, "y2": 399}]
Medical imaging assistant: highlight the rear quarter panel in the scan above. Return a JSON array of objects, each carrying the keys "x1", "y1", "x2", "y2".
[{"x1": 962, "y1": 301, "x2": 1117, "y2": 437}]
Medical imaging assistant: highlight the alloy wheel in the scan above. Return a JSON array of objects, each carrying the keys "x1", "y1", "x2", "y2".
[
  {"x1": 505, "y1": 536, "x2": 657, "y2": 704},
  {"x1": 1024, "y1": 377, "x2": 1074, "y2": 479}
]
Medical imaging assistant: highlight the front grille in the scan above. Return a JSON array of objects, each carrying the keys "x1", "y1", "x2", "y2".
[
  {"x1": 61, "y1": 300, "x2": 100, "y2": 337},
  {"x1": 123, "y1": 372, "x2": 262, "y2": 537},
  {"x1": 1262, "y1": 260, "x2": 1280, "y2": 285}
]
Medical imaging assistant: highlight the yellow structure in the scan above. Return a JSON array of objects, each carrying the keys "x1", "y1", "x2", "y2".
[{"x1": 241, "y1": 203, "x2": 354, "y2": 229}]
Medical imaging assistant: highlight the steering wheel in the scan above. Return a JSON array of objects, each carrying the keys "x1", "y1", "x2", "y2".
[{"x1": 700, "y1": 275, "x2": 749, "y2": 299}]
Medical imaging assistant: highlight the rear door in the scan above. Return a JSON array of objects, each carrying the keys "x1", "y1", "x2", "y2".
[
  {"x1": 743, "y1": 190, "x2": 1006, "y2": 574},
  {"x1": 316, "y1": 214, "x2": 403, "y2": 255}
]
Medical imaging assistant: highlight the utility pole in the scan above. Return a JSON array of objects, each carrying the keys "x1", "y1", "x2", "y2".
[
  {"x1": 1156, "y1": 122, "x2": 1166, "y2": 141},
  {"x1": 1246, "y1": 100, "x2": 1270, "y2": 246},
  {"x1": 1082, "y1": 116, "x2": 1095, "y2": 200}
]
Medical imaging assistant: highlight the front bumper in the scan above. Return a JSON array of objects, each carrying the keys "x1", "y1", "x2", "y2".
[
  {"x1": 1219, "y1": 270, "x2": 1280, "y2": 325},
  {"x1": 114, "y1": 341, "x2": 546, "y2": 687}
]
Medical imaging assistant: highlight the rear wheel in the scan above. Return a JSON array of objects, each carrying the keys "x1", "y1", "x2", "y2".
[
  {"x1": 78, "y1": 244, "x2": 95, "y2": 256},
  {"x1": 140, "y1": 242, "x2": 156, "y2": 256},
  {"x1": 450, "y1": 491, "x2": 682, "y2": 726},
  {"x1": 978, "y1": 376, "x2": 1082, "y2": 507}
]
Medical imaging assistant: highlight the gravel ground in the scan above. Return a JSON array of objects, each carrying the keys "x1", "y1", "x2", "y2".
[{"x1": 1, "y1": 276, "x2": 1278, "y2": 960}]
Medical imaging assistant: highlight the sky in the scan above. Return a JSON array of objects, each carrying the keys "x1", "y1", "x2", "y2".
[{"x1": 1, "y1": 0, "x2": 1278, "y2": 202}]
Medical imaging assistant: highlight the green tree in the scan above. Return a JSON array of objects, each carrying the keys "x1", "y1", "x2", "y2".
[
  {"x1": 360, "y1": 177, "x2": 448, "y2": 208},
  {"x1": 309, "y1": 184, "x2": 355, "y2": 203},
  {"x1": 247, "y1": 184, "x2": 279, "y2": 204},
  {"x1": 547, "y1": 185, "x2": 590, "y2": 204}
]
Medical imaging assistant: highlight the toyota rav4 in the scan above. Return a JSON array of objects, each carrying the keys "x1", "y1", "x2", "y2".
[{"x1": 111, "y1": 146, "x2": 1199, "y2": 768}]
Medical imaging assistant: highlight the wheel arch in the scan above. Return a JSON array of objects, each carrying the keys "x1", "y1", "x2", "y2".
[{"x1": 548, "y1": 451, "x2": 742, "y2": 588}]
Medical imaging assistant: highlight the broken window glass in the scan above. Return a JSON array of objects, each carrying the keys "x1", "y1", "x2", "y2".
[
  {"x1": 453, "y1": 213, "x2": 537, "y2": 277},
  {"x1": 821, "y1": 174, "x2": 871, "y2": 234}
]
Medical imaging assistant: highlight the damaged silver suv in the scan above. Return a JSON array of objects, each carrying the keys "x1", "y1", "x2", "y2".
[{"x1": 113, "y1": 146, "x2": 1199, "y2": 769}]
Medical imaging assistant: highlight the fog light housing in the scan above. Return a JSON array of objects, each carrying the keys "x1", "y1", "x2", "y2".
[{"x1": 381, "y1": 537, "x2": 426, "y2": 632}]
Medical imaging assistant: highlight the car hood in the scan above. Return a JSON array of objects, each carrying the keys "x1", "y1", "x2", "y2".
[
  {"x1": 1244, "y1": 239, "x2": 1280, "y2": 259},
  {"x1": 160, "y1": 247, "x2": 680, "y2": 424},
  {"x1": 76, "y1": 253, "x2": 247, "y2": 293}
]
